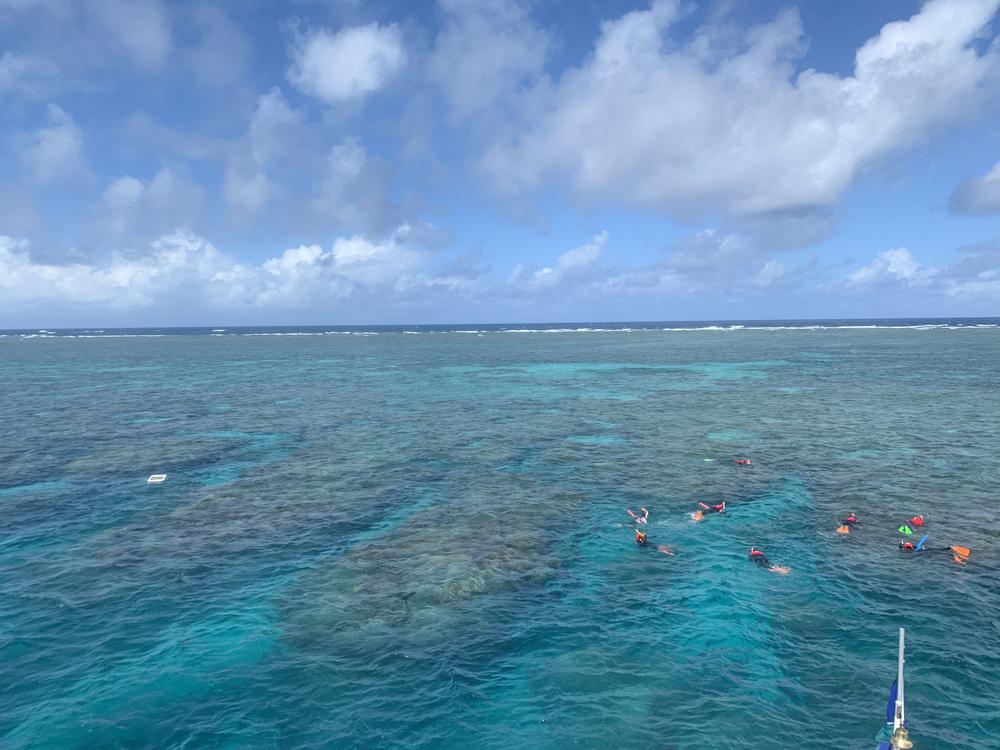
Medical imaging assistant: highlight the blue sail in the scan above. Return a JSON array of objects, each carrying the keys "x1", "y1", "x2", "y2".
[
  {"x1": 885, "y1": 678, "x2": 898, "y2": 723},
  {"x1": 875, "y1": 678, "x2": 898, "y2": 750}
]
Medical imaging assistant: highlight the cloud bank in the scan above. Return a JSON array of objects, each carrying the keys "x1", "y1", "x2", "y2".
[
  {"x1": 3, "y1": 226, "x2": 998, "y2": 326},
  {"x1": 483, "y1": 0, "x2": 1000, "y2": 223}
]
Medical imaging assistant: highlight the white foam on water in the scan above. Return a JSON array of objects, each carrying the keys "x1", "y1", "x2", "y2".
[{"x1": 4, "y1": 323, "x2": 997, "y2": 339}]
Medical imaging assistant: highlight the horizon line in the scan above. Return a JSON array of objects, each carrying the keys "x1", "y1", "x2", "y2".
[{"x1": 3, "y1": 315, "x2": 1000, "y2": 330}]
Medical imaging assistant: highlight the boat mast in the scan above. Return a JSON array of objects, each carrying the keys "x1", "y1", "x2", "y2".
[{"x1": 895, "y1": 627, "x2": 906, "y2": 729}]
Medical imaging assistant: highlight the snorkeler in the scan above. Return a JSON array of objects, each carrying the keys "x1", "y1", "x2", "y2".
[
  {"x1": 899, "y1": 536, "x2": 970, "y2": 564},
  {"x1": 749, "y1": 546, "x2": 790, "y2": 574},
  {"x1": 635, "y1": 528, "x2": 674, "y2": 555},
  {"x1": 734, "y1": 458, "x2": 752, "y2": 466},
  {"x1": 909, "y1": 514, "x2": 925, "y2": 527},
  {"x1": 627, "y1": 506, "x2": 649, "y2": 524},
  {"x1": 692, "y1": 501, "x2": 725, "y2": 521},
  {"x1": 836, "y1": 513, "x2": 860, "y2": 534}
]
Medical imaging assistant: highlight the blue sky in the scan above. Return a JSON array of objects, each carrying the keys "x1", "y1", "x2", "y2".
[{"x1": 1, "y1": 0, "x2": 1000, "y2": 325}]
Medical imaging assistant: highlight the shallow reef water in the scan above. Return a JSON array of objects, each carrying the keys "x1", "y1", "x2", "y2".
[{"x1": 2, "y1": 325, "x2": 999, "y2": 749}]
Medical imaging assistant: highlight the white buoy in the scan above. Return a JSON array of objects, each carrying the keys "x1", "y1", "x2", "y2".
[{"x1": 147, "y1": 474, "x2": 167, "y2": 484}]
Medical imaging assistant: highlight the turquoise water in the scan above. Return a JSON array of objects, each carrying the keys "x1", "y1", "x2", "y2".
[{"x1": 2, "y1": 326, "x2": 999, "y2": 749}]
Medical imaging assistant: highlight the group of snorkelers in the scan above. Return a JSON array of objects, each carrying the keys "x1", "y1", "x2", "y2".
[
  {"x1": 625, "y1": 455, "x2": 970, "y2": 569},
  {"x1": 836, "y1": 511, "x2": 970, "y2": 563},
  {"x1": 627, "y1": 503, "x2": 790, "y2": 572},
  {"x1": 625, "y1": 455, "x2": 792, "y2": 572}
]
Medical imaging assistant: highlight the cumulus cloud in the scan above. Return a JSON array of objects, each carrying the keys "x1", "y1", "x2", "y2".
[
  {"x1": 0, "y1": 225, "x2": 461, "y2": 318},
  {"x1": 0, "y1": 232, "x2": 230, "y2": 310},
  {"x1": 428, "y1": 0, "x2": 550, "y2": 120},
  {"x1": 224, "y1": 88, "x2": 305, "y2": 213},
  {"x1": 86, "y1": 0, "x2": 171, "y2": 70},
  {"x1": 16, "y1": 103, "x2": 87, "y2": 184},
  {"x1": 286, "y1": 22, "x2": 405, "y2": 104},
  {"x1": 845, "y1": 248, "x2": 933, "y2": 288},
  {"x1": 508, "y1": 230, "x2": 608, "y2": 293},
  {"x1": 838, "y1": 242, "x2": 1000, "y2": 302},
  {"x1": 950, "y1": 161, "x2": 1000, "y2": 215},
  {"x1": 483, "y1": 0, "x2": 1000, "y2": 224}
]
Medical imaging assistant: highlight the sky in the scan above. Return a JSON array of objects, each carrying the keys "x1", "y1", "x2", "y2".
[{"x1": 2, "y1": 0, "x2": 1000, "y2": 326}]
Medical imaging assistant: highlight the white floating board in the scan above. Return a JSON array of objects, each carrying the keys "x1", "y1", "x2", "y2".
[{"x1": 147, "y1": 474, "x2": 167, "y2": 483}]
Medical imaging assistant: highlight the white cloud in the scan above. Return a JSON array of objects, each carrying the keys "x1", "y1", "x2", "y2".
[
  {"x1": 4, "y1": 226, "x2": 999, "y2": 322},
  {"x1": 86, "y1": 0, "x2": 171, "y2": 70},
  {"x1": 428, "y1": 0, "x2": 550, "y2": 120},
  {"x1": 482, "y1": 0, "x2": 1000, "y2": 221},
  {"x1": 508, "y1": 230, "x2": 608, "y2": 292},
  {"x1": 224, "y1": 88, "x2": 305, "y2": 213},
  {"x1": 0, "y1": 52, "x2": 58, "y2": 97},
  {"x1": 17, "y1": 104, "x2": 87, "y2": 184},
  {"x1": 0, "y1": 226, "x2": 441, "y2": 315},
  {"x1": 286, "y1": 22, "x2": 405, "y2": 104},
  {"x1": 846, "y1": 248, "x2": 933, "y2": 287},
  {"x1": 0, "y1": 232, "x2": 232, "y2": 309},
  {"x1": 950, "y1": 160, "x2": 1000, "y2": 215},
  {"x1": 839, "y1": 243, "x2": 1000, "y2": 302}
]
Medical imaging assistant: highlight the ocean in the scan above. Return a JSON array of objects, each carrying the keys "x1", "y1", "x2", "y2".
[{"x1": 2, "y1": 320, "x2": 998, "y2": 749}]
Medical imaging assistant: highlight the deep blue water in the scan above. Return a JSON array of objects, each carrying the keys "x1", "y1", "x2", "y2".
[{"x1": 2, "y1": 321, "x2": 999, "y2": 749}]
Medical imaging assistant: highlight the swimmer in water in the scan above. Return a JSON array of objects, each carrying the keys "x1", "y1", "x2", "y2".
[
  {"x1": 627, "y1": 506, "x2": 649, "y2": 524},
  {"x1": 635, "y1": 528, "x2": 674, "y2": 555},
  {"x1": 836, "y1": 513, "x2": 860, "y2": 534},
  {"x1": 749, "y1": 546, "x2": 790, "y2": 574},
  {"x1": 909, "y1": 514, "x2": 925, "y2": 527},
  {"x1": 692, "y1": 501, "x2": 725, "y2": 522},
  {"x1": 899, "y1": 537, "x2": 970, "y2": 564},
  {"x1": 734, "y1": 457, "x2": 752, "y2": 466}
]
